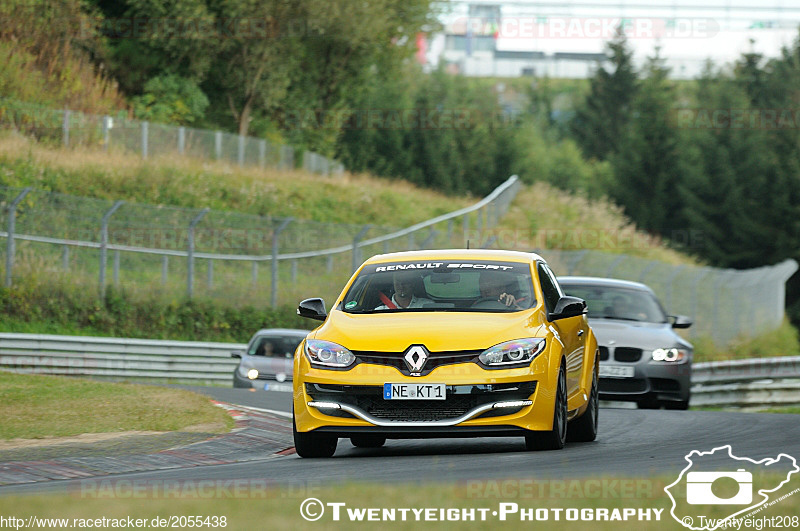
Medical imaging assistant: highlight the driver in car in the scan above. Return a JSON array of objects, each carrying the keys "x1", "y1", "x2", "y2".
[
  {"x1": 374, "y1": 271, "x2": 433, "y2": 310},
  {"x1": 476, "y1": 271, "x2": 521, "y2": 308}
]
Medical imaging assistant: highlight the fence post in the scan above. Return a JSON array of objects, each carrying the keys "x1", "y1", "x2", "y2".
[
  {"x1": 62, "y1": 245, "x2": 69, "y2": 272},
  {"x1": 5, "y1": 187, "x2": 32, "y2": 287},
  {"x1": 291, "y1": 259, "x2": 298, "y2": 283},
  {"x1": 113, "y1": 250, "x2": 120, "y2": 285},
  {"x1": 238, "y1": 135, "x2": 245, "y2": 166},
  {"x1": 141, "y1": 121, "x2": 149, "y2": 159},
  {"x1": 186, "y1": 208, "x2": 209, "y2": 299},
  {"x1": 252, "y1": 261, "x2": 258, "y2": 289},
  {"x1": 62, "y1": 110, "x2": 70, "y2": 147},
  {"x1": 271, "y1": 218, "x2": 292, "y2": 308},
  {"x1": 326, "y1": 255, "x2": 333, "y2": 273},
  {"x1": 102, "y1": 115, "x2": 111, "y2": 151},
  {"x1": 352, "y1": 225, "x2": 372, "y2": 273},
  {"x1": 178, "y1": 127, "x2": 185, "y2": 155},
  {"x1": 215, "y1": 132, "x2": 222, "y2": 160},
  {"x1": 99, "y1": 200, "x2": 124, "y2": 297},
  {"x1": 207, "y1": 259, "x2": 213, "y2": 288},
  {"x1": 259, "y1": 140, "x2": 266, "y2": 169},
  {"x1": 161, "y1": 255, "x2": 168, "y2": 286}
]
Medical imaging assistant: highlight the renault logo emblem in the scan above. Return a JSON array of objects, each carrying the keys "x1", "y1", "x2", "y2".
[{"x1": 404, "y1": 345, "x2": 428, "y2": 374}]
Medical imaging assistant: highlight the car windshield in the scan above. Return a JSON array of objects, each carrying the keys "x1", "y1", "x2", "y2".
[
  {"x1": 341, "y1": 260, "x2": 536, "y2": 313},
  {"x1": 248, "y1": 335, "x2": 305, "y2": 358},
  {"x1": 560, "y1": 284, "x2": 668, "y2": 323}
]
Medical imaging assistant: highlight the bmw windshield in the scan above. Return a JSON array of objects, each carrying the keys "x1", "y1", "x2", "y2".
[
  {"x1": 560, "y1": 284, "x2": 667, "y2": 323},
  {"x1": 341, "y1": 260, "x2": 536, "y2": 313}
]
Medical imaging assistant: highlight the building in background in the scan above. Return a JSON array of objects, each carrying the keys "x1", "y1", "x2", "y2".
[{"x1": 426, "y1": 0, "x2": 800, "y2": 79}]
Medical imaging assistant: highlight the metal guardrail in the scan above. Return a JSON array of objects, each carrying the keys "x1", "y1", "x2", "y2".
[
  {"x1": 2, "y1": 334, "x2": 800, "y2": 409},
  {"x1": 691, "y1": 357, "x2": 800, "y2": 408},
  {"x1": 0, "y1": 333, "x2": 244, "y2": 385}
]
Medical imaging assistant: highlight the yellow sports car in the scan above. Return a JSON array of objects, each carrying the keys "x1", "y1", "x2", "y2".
[{"x1": 293, "y1": 249, "x2": 599, "y2": 457}]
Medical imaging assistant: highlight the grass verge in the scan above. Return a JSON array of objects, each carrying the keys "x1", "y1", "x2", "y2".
[
  {"x1": 0, "y1": 371, "x2": 233, "y2": 440},
  {"x1": 0, "y1": 473, "x2": 797, "y2": 530},
  {"x1": 692, "y1": 319, "x2": 800, "y2": 363}
]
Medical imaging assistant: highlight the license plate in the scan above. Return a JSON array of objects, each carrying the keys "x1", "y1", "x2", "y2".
[
  {"x1": 383, "y1": 383, "x2": 446, "y2": 400},
  {"x1": 263, "y1": 382, "x2": 292, "y2": 392},
  {"x1": 599, "y1": 365, "x2": 635, "y2": 378}
]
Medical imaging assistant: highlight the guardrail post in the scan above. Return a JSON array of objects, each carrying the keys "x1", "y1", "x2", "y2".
[
  {"x1": 215, "y1": 131, "x2": 222, "y2": 160},
  {"x1": 326, "y1": 255, "x2": 333, "y2": 273},
  {"x1": 178, "y1": 127, "x2": 186, "y2": 155},
  {"x1": 352, "y1": 225, "x2": 371, "y2": 273},
  {"x1": 62, "y1": 245, "x2": 69, "y2": 272},
  {"x1": 238, "y1": 135, "x2": 245, "y2": 166},
  {"x1": 141, "y1": 121, "x2": 149, "y2": 159},
  {"x1": 462, "y1": 214, "x2": 469, "y2": 244},
  {"x1": 186, "y1": 208, "x2": 209, "y2": 299},
  {"x1": 5, "y1": 187, "x2": 32, "y2": 287},
  {"x1": 291, "y1": 259, "x2": 298, "y2": 283},
  {"x1": 447, "y1": 219, "x2": 453, "y2": 244},
  {"x1": 252, "y1": 261, "x2": 258, "y2": 289},
  {"x1": 207, "y1": 259, "x2": 213, "y2": 288},
  {"x1": 62, "y1": 110, "x2": 70, "y2": 147},
  {"x1": 99, "y1": 200, "x2": 124, "y2": 297},
  {"x1": 113, "y1": 250, "x2": 120, "y2": 285},
  {"x1": 271, "y1": 218, "x2": 292, "y2": 308},
  {"x1": 161, "y1": 256, "x2": 168, "y2": 286}
]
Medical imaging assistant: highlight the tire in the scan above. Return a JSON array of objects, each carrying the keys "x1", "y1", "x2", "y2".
[
  {"x1": 293, "y1": 413, "x2": 337, "y2": 458},
  {"x1": 525, "y1": 364, "x2": 567, "y2": 451},
  {"x1": 567, "y1": 365, "x2": 598, "y2": 443},
  {"x1": 637, "y1": 397, "x2": 660, "y2": 410},
  {"x1": 664, "y1": 399, "x2": 690, "y2": 410},
  {"x1": 350, "y1": 435, "x2": 386, "y2": 448}
]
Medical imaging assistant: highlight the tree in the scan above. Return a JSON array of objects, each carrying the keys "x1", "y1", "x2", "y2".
[{"x1": 570, "y1": 28, "x2": 638, "y2": 160}]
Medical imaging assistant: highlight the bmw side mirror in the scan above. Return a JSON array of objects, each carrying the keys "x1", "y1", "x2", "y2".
[
  {"x1": 671, "y1": 315, "x2": 693, "y2": 329},
  {"x1": 298, "y1": 297, "x2": 327, "y2": 321},
  {"x1": 549, "y1": 296, "x2": 586, "y2": 321},
  {"x1": 230, "y1": 350, "x2": 244, "y2": 358}
]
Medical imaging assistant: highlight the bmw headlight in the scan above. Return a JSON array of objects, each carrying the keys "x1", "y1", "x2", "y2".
[
  {"x1": 651, "y1": 348, "x2": 688, "y2": 362},
  {"x1": 304, "y1": 339, "x2": 356, "y2": 368},
  {"x1": 247, "y1": 368, "x2": 259, "y2": 380},
  {"x1": 479, "y1": 338, "x2": 546, "y2": 367}
]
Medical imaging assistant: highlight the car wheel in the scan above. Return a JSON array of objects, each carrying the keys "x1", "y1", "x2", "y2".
[
  {"x1": 525, "y1": 364, "x2": 567, "y2": 451},
  {"x1": 664, "y1": 399, "x2": 690, "y2": 410},
  {"x1": 637, "y1": 397, "x2": 660, "y2": 410},
  {"x1": 350, "y1": 436, "x2": 386, "y2": 448},
  {"x1": 567, "y1": 365, "x2": 598, "y2": 443},
  {"x1": 293, "y1": 412, "x2": 337, "y2": 458}
]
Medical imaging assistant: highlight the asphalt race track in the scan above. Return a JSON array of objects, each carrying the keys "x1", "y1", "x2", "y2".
[{"x1": 2, "y1": 385, "x2": 799, "y2": 496}]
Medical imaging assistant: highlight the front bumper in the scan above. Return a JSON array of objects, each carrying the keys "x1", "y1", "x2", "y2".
[
  {"x1": 294, "y1": 355, "x2": 559, "y2": 436},
  {"x1": 599, "y1": 361, "x2": 691, "y2": 403}
]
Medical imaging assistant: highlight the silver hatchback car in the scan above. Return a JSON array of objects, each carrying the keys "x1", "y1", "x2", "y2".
[
  {"x1": 559, "y1": 277, "x2": 693, "y2": 410},
  {"x1": 232, "y1": 328, "x2": 310, "y2": 389}
]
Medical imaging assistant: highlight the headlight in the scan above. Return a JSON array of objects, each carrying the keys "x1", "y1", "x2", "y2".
[
  {"x1": 479, "y1": 338, "x2": 546, "y2": 367},
  {"x1": 304, "y1": 339, "x2": 355, "y2": 368},
  {"x1": 651, "y1": 348, "x2": 688, "y2": 362},
  {"x1": 247, "y1": 368, "x2": 259, "y2": 380}
]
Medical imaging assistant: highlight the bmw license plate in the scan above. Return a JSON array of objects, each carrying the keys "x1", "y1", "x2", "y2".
[
  {"x1": 384, "y1": 383, "x2": 446, "y2": 400},
  {"x1": 599, "y1": 365, "x2": 635, "y2": 378}
]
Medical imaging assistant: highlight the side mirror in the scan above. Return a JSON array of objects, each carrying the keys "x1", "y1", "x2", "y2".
[
  {"x1": 671, "y1": 315, "x2": 693, "y2": 329},
  {"x1": 297, "y1": 297, "x2": 327, "y2": 321},
  {"x1": 230, "y1": 350, "x2": 244, "y2": 359},
  {"x1": 549, "y1": 296, "x2": 587, "y2": 321}
]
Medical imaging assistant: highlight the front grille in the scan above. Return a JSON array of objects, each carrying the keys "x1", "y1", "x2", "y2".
[
  {"x1": 614, "y1": 347, "x2": 643, "y2": 363},
  {"x1": 352, "y1": 349, "x2": 482, "y2": 376},
  {"x1": 599, "y1": 346, "x2": 610, "y2": 361},
  {"x1": 306, "y1": 382, "x2": 535, "y2": 422},
  {"x1": 600, "y1": 378, "x2": 647, "y2": 393}
]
